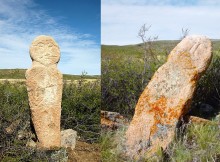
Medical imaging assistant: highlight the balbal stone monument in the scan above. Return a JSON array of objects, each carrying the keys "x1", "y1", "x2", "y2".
[
  {"x1": 126, "y1": 35, "x2": 212, "y2": 159},
  {"x1": 26, "y1": 35, "x2": 63, "y2": 149}
]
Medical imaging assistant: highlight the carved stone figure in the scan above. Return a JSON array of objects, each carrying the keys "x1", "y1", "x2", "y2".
[
  {"x1": 126, "y1": 35, "x2": 212, "y2": 159},
  {"x1": 26, "y1": 35, "x2": 63, "y2": 149}
]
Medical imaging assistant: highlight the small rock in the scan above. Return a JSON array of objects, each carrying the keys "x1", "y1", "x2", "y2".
[
  {"x1": 26, "y1": 139, "x2": 37, "y2": 148},
  {"x1": 17, "y1": 130, "x2": 26, "y2": 140},
  {"x1": 188, "y1": 116, "x2": 215, "y2": 124},
  {"x1": 101, "y1": 110, "x2": 128, "y2": 130},
  {"x1": 50, "y1": 148, "x2": 68, "y2": 162},
  {"x1": 101, "y1": 110, "x2": 123, "y2": 121},
  {"x1": 61, "y1": 129, "x2": 77, "y2": 150}
]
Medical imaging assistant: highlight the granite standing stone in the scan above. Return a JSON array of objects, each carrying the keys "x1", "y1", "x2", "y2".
[
  {"x1": 126, "y1": 35, "x2": 212, "y2": 159},
  {"x1": 26, "y1": 35, "x2": 63, "y2": 149}
]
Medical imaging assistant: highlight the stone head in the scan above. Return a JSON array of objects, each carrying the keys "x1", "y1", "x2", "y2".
[
  {"x1": 168, "y1": 35, "x2": 212, "y2": 74},
  {"x1": 30, "y1": 35, "x2": 60, "y2": 66}
]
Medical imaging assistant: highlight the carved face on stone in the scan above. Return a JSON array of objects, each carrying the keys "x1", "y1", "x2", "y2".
[{"x1": 30, "y1": 35, "x2": 60, "y2": 66}]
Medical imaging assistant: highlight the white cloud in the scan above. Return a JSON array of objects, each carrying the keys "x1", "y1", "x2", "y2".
[
  {"x1": 0, "y1": 0, "x2": 100, "y2": 75},
  {"x1": 102, "y1": 0, "x2": 220, "y2": 45},
  {"x1": 102, "y1": 0, "x2": 220, "y2": 6}
]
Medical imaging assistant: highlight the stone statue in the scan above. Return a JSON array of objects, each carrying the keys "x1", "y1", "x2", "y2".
[
  {"x1": 26, "y1": 35, "x2": 63, "y2": 149},
  {"x1": 126, "y1": 35, "x2": 212, "y2": 159}
]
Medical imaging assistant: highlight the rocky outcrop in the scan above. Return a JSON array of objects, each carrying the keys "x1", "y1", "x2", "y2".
[
  {"x1": 26, "y1": 35, "x2": 63, "y2": 149},
  {"x1": 126, "y1": 35, "x2": 212, "y2": 159}
]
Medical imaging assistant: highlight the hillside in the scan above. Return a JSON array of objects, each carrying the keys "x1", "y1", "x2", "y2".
[
  {"x1": 102, "y1": 39, "x2": 220, "y2": 58},
  {"x1": 101, "y1": 39, "x2": 220, "y2": 161},
  {"x1": 102, "y1": 39, "x2": 220, "y2": 116},
  {"x1": 0, "y1": 69, "x2": 100, "y2": 80}
]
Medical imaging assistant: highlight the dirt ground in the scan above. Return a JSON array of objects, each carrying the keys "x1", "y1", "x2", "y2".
[{"x1": 67, "y1": 141, "x2": 100, "y2": 162}]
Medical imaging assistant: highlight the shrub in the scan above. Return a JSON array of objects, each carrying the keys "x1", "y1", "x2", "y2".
[
  {"x1": 102, "y1": 43, "x2": 220, "y2": 119},
  {"x1": 190, "y1": 53, "x2": 220, "y2": 118},
  {"x1": 62, "y1": 77, "x2": 101, "y2": 142},
  {"x1": 0, "y1": 75, "x2": 100, "y2": 160},
  {"x1": 100, "y1": 127, "x2": 127, "y2": 162},
  {"x1": 100, "y1": 120, "x2": 220, "y2": 162},
  {"x1": 101, "y1": 42, "x2": 220, "y2": 161},
  {"x1": 101, "y1": 46, "x2": 164, "y2": 117}
]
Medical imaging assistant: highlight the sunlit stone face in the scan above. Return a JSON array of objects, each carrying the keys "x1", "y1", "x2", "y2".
[
  {"x1": 30, "y1": 35, "x2": 60, "y2": 65},
  {"x1": 125, "y1": 35, "x2": 212, "y2": 160},
  {"x1": 26, "y1": 35, "x2": 63, "y2": 148}
]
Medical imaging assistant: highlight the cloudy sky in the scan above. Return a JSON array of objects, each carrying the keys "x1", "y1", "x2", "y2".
[
  {"x1": 102, "y1": 0, "x2": 220, "y2": 45},
  {"x1": 0, "y1": 0, "x2": 100, "y2": 75}
]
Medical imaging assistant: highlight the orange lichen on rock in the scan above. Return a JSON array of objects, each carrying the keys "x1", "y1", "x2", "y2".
[
  {"x1": 125, "y1": 35, "x2": 212, "y2": 160},
  {"x1": 148, "y1": 96, "x2": 167, "y2": 135},
  {"x1": 101, "y1": 110, "x2": 128, "y2": 130}
]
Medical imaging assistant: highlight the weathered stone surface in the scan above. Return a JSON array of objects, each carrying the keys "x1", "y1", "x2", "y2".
[
  {"x1": 26, "y1": 139, "x2": 37, "y2": 148},
  {"x1": 26, "y1": 35, "x2": 63, "y2": 149},
  {"x1": 126, "y1": 35, "x2": 212, "y2": 159},
  {"x1": 51, "y1": 148, "x2": 68, "y2": 162},
  {"x1": 61, "y1": 129, "x2": 77, "y2": 150},
  {"x1": 101, "y1": 110, "x2": 128, "y2": 130},
  {"x1": 188, "y1": 116, "x2": 212, "y2": 124}
]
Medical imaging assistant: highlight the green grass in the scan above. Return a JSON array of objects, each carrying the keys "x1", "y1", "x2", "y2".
[
  {"x1": 101, "y1": 39, "x2": 220, "y2": 161},
  {"x1": 0, "y1": 69, "x2": 100, "y2": 80},
  {"x1": 100, "y1": 119, "x2": 220, "y2": 162},
  {"x1": 0, "y1": 77, "x2": 100, "y2": 161},
  {"x1": 102, "y1": 40, "x2": 220, "y2": 67},
  {"x1": 102, "y1": 39, "x2": 220, "y2": 118},
  {"x1": 102, "y1": 40, "x2": 220, "y2": 58},
  {"x1": 101, "y1": 127, "x2": 127, "y2": 162},
  {"x1": 167, "y1": 121, "x2": 220, "y2": 162}
]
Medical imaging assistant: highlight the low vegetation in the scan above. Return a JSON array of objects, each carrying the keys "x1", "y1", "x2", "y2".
[
  {"x1": 0, "y1": 69, "x2": 100, "y2": 80},
  {"x1": 62, "y1": 76, "x2": 100, "y2": 142},
  {"x1": 102, "y1": 40, "x2": 220, "y2": 117},
  {"x1": 0, "y1": 74, "x2": 100, "y2": 161},
  {"x1": 101, "y1": 40, "x2": 220, "y2": 161},
  {"x1": 101, "y1": 118, "x2": 220, "y2": 162}
]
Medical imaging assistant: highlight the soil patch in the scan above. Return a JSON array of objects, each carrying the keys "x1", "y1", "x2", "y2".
[{"x1": 67, "y1": 140, "x2": 100, "y2": 162}]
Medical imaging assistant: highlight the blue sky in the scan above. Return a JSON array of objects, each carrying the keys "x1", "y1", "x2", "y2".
[
  {"x1": 102, "y1": 0, "x2": 220, "y2": 45},
  {"x1": 0, "y1": 0, "x2": 100, "y2": 75}
]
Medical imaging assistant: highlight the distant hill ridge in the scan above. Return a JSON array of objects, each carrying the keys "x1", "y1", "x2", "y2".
[
  {"x1": 102, "y1": 39, "x2": 220, "y2": 47},
  {"x1": 102, "y1": 39, "x2": 220, "y2": 51},
  {"x1": 102, "y1": 40, "x2": 220, "y2": 58},
  {"x1": 0, "y1": 69, "x2": 100, "y2": 80}
]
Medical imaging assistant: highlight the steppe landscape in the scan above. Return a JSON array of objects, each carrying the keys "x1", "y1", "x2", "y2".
[{"x1": 101, "y1": 38, "x2": 220, "y2": 161}]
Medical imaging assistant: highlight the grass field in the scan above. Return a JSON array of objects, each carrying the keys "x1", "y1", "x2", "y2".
[{"x1": 102, "y1": 39, "x2": 220, "y2": 58}]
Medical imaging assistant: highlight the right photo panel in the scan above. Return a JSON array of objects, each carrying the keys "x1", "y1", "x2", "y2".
[{"x1": 101, "y1": 0, "x2": 220, "y2": 161}]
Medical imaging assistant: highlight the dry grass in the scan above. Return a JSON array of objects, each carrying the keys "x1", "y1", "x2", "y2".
[{"x1": 101, "y1": 116, "x2": 220, "y2": 162}]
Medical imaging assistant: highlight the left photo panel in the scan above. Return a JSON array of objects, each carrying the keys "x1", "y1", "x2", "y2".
[{"x1": 0, "y1": 0, "x2": 101, "y2": 161}]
